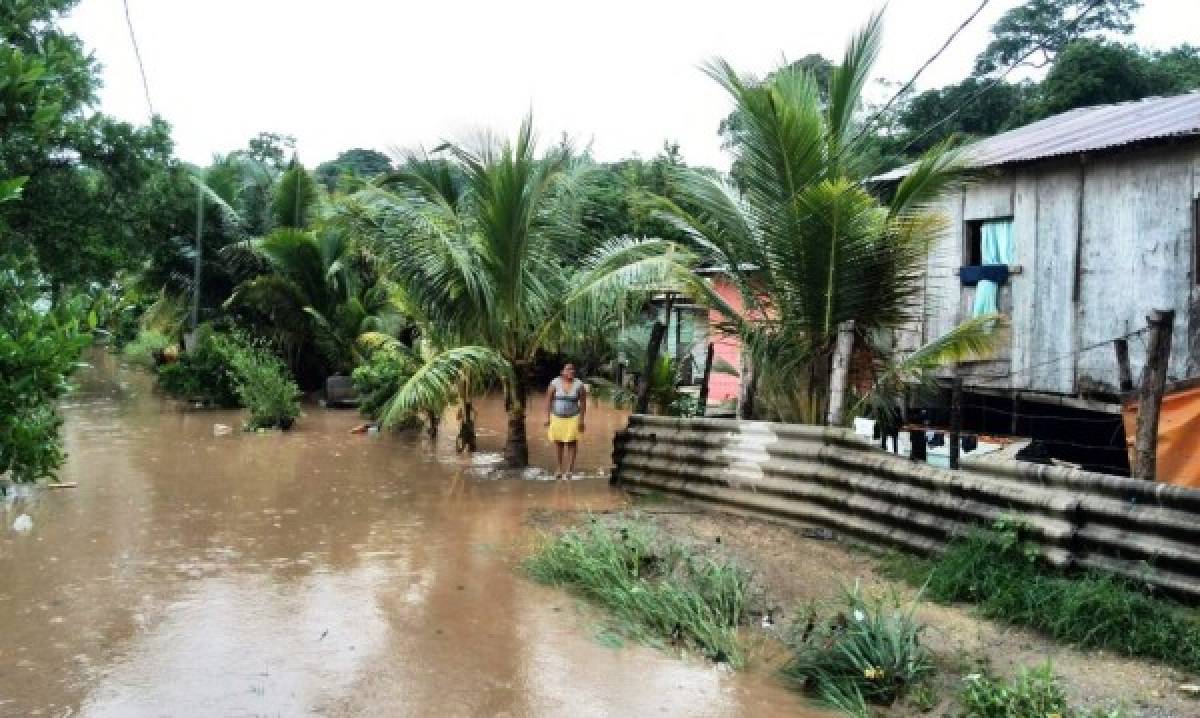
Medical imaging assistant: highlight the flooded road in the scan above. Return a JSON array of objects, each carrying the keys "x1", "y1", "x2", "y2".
[{"x1": 0, "y1": 352, "x2": 817, "y2": 717}]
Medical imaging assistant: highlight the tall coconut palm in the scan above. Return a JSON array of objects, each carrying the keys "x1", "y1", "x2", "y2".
[
  {"x1": 342, "y1": 118, "x2": 688, "y2": 466},
  {"x1": 656, "y1": 13, "x2": 997, "y2": 424}
]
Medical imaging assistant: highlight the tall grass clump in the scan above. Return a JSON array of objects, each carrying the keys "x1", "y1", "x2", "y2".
[
  {"x1": 960, "y1": 663, "x2": 1123, "y2": 718},
  {"x1": 525, "y1": 521, "x2": 749, "y2": 665},
  {"x1": 890, "y1": 520, "x2": 1200, "y2": 671},
  {"x1": 783, "y1": 583, "x2": 932, "y2": 716}
]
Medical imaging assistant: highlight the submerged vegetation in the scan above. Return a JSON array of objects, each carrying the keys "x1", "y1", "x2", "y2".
[
  {"x1": 525, "y1": 521, "x2": 749, "y2": 666},
  {"x1": 883, "y1": 522, "x2": 1200, "y2": 672}
]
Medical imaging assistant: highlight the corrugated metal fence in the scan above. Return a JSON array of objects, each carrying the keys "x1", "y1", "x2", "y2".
[{"x1": 612, "y1": 415, "x2": 1200, "y2": 599}]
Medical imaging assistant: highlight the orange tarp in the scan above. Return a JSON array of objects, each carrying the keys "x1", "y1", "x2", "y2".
[{"x1": 1122, "y1": 385, "x2": 1200, "y2": 488}]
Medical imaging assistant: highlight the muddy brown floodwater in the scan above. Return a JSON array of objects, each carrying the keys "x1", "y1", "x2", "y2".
[{"x1": 0, "y1": 352, "x2": 819, "y2": 718}]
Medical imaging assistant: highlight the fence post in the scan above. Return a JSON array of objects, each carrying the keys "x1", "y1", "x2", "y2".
[
  {"x1": 1134, "y1": 309, "x2": 1174, "y2": 480},
  {"x1": 697, "y1": 343, "x2": 715, "y2": 416},
  {"x1": 949, "y1": 375, "x2": 963, "y2": 469}
]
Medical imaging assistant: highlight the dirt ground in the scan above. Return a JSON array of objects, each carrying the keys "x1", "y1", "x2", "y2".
[{"x1": 526, "y1": 496, "x2": 1200, "y2": 718}]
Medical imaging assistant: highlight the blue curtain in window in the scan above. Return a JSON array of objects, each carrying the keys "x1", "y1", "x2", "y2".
[{"x1": 972, "y1": 219, "x2": 1014, "y2": 317}]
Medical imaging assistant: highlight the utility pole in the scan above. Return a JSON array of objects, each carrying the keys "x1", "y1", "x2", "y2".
[
  {"x1": 1134, "y1": 309, "x2": 1174, "y2": 480},
  {"x1": 190, "y1": 183, "x2": 203, "y2": 333}
]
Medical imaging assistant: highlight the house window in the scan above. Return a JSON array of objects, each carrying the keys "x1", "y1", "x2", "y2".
[
  {"x1": 963, "y1": 217, "x2": 1014, "y2": 318},
  {"x1": 963, "y1": 217, "x2": 1014, "y2": 267}
]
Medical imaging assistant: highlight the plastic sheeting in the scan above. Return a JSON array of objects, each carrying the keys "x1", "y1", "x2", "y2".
[
  {"x1": 972, "y1": 219, "x2": 1014, "y2": 317},
  {"x1": 1121, "y1": 384, "x2": 1200, "y2": 488}
]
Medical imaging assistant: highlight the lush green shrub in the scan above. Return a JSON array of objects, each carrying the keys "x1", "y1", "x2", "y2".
[
  {"x1": 784, "y1": 583, "x2": 933, "y2": 714},
  {"x1": 351, "y1": 346, "x2": 417, "y2": 420},
  {"x1": 526, "y1": 521, "x2": 749, "y2": 665},
  {"x1": 225, "y1": 340, "x2": 300, "y2": 430},
  {"x1": 888, "y1": 521, "x2": 1200, "y2": 672},
  {"x1": 0, "y1": 263, "x2": 90, "y2": 482},
  {"x1": 960, "y1": 663, "x2": 1122, "y2": 718},
  {"x1": 121, "y1": 329, "x2": 172, "y2": 369},
  {"x1": 155, "y1": 327, "x2": 241, "y2": 407}
]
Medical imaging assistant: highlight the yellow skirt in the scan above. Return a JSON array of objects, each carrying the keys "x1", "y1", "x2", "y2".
[{"x1": 547, "y1": 415, "x2": 581, "y2": 443}]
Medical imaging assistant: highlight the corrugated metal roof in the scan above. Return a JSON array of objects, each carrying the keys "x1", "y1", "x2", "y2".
[{"x1": 874, "y1": 91, "x2": 1200, "y2": 182}]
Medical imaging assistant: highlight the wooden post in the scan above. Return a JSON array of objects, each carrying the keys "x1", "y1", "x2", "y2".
[
  {"x1": 949, "y1": 375, "x2": 963, "y2": 470},
  {"x1": 826, "y1": 320, "x2": 856, "y2": 426},
  {"x1": 674, "y1": 307, "x2": 684, "y2": 366},
  {"x1": 1113, "y1": 338, "x2": 1134, "y2": 393},
  {"x1": 191, "y1": 183, "x2": 203, "y2": 331},
  {"x1": 738, "y1": 347, "x2": 757, "y2": 420},
  {"x1": 634, "y1": 293, "x2": 675, "y2": 415},
  {"x1": 909, "y1": 429, "x2": 926, "y2": 462},
  {"x1": 1134, "y1": 309, "x2": 1174, "y2": 481},
  {"x1": 697, "y1": 342, "x2": 715, "y2": 416}
]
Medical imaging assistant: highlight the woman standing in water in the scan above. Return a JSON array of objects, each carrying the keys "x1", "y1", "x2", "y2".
[{"x1": 543, "y1": 362, "x2": 586, "y2": 479}]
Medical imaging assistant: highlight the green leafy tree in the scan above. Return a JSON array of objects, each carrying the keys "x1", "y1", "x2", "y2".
[
  {"x1": 658, "y1": 14, "x2": 998, "y2": 423},
  {"x1": 1039, "y1": 39, "x2": 1200, "y2": 116},
  {"x1": 891, "y1": 78, "x2": 1036, "y2": 155},
  {"x1": 0, "y1": 259, "x2": 90, "y2": 482},
  {"x1": 973, "y1": 0, "x2": 1141, "y2": 76},
  {"x1": 1, "y1": 0, "x2": 184, "y2": 288},
  {"x1": 315, "y1": 148, "x2": 392, "y2": 191},
  {"x1": 245, "y1": 131, "x2": 296, "y2": 171}
]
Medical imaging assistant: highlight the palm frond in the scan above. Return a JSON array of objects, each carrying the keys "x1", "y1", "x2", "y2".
[{"x1": 380, "y1": 346, "x2": 513, "y2": 427}]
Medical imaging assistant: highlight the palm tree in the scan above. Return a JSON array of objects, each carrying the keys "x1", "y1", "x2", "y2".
[
  {"x1": 342, "y1": 118, "x2": 687, "y2": 466},
  {"x1": 656, "y1": 13, "x2": 997, "y2": 424},
  {"x1": 224, "y1": 227, "x2": 403, "y2": 379}
]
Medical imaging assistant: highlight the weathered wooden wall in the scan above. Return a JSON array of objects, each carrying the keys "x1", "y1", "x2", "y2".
[
  {"x1": 914, "y1": 142, "x2": 1200, "y2": 395},
  {"x1": 614, "y1": 415, "x2": 1200, "y2": 599}
]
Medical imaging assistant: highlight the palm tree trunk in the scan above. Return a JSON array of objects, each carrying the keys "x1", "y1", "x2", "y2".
[{"x1": 504, "y1": 361, "x2": 531, "y2": 467}]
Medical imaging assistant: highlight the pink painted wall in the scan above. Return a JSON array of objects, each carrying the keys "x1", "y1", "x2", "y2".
[{"x1": 707, "y1": 278, "x2": 743, "y2": 403}]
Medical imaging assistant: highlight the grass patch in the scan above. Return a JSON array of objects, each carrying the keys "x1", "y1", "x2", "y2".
[
  {"x1": 960, "y1": 662, "x2": 1123, "y2": 718},
  {"x1": 783, "y1": 582, "x2": 933, "y2": 716},
  {"x1": 884, "y1": 521, "x2": 1200, "y2": 672},
  {"x1": 525, "y1": 520, "x2": 749, "y2": 666}
]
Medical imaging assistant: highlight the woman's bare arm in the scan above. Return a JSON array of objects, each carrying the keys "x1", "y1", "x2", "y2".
[
  {"x1": 544, "y1": 385, "x2": 555, "y2": 426},
  {"x1": 578, "y1": 385, "x2": 587, "y2": 431}
]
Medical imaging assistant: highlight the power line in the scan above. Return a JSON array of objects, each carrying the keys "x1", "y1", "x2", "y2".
[
  {"x1": 121, "y1": 0, "x2": 155, "y2": 118},
  {"x1": 896, "y1": 0, "x2": 1107, "y2": 156},
  {"x1": 850, "y1": 0, "x2": 992, "y2": 150}
]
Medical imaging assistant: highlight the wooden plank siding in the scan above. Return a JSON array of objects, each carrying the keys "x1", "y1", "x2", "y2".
[{"x1": 912, "y1": 140, "x2": 1200, "y2": 397}]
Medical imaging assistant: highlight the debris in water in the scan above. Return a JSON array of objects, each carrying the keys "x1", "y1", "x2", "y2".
[
  {"x1": 12, "y1": 514, "x2": 33, "y2": 532},
  {"x1": 213, "y1": 424, "x2": 232, "y2": 437},
  {"x1": 46, "y1": 483, "x2": 77, "y2": 489},
  {"x1": 1180, "y1": 683, "x2": 1200, "y2": 696},
  {"x1": 319, "y1": 629, "x2": 328, "y2": 640}
]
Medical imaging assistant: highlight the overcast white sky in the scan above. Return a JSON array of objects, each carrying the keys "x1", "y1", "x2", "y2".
[{"x1": 63, "y1": 0, "x2": 1199, "y2": 170}]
